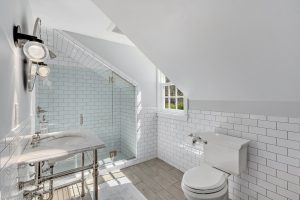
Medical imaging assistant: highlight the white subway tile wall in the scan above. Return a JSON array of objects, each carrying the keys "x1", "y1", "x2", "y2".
[
  {"x1": 158, "y1": 110, "x2": 300, "y2": 200},
  {"x1": 35, "y1": 63, "x2": 140, "y2": 160},
  {"x1": 135, "y1": 107, "x2": 158, "y2": 162},
  {"x1": 0, "y1": 118, "x2": 32, "y2": 199},
  {"x1": 36, "y1": 64, "x2": 116, "y2": 152},
  {"x1": 101, "y1": 106, "x2": 157, "y2": 170},
  {"x1": 120, "y1": 86, "x2": 136, "y2": 158}
]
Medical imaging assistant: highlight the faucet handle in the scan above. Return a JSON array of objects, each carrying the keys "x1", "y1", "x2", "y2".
[{"x1": 33, "y1": 131, "x2": 41, "y2": 140}]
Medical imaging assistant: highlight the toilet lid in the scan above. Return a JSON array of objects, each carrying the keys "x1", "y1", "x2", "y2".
[{"x1": 182, "y1": 163, "x2": 226, "y2": 191}]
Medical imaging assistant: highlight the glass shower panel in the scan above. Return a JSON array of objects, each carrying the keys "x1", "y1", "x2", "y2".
[
  {"x1": 113, "y1": 72, "x2": 136, "y2": 160},
  {"x1": 97, "y1": 72, "x2": 136, "y2": 168}
]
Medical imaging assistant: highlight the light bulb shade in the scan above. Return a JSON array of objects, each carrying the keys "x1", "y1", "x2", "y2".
[
  {"x1": 37, "y1": 64, "x2": 50, "y2": 77},
  {"x1": 23, "y1": 41, "x2": 49, "y2": 62}
]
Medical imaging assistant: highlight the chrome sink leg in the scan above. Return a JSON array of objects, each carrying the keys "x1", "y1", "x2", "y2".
[
  {"x1": 35, "y1": 162, "x2": 42, "y2": 186},
  {"x1": 93, "y1": 149, "x2": 98, "y2": 200},
  {"x1": 81, "y1": 152, "x2": 85, "y2": 197},
  {"x1": 46, "y1": 165, "x2": 54, "y2": 200}
]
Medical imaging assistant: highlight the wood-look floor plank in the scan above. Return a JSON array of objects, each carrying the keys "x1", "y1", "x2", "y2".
[
  {"x1": 52, "y1": 189, "x2": 59, "y2": 200},
  {"x1": 129, "y1": 158, "x2": 186, "y2": 200},
  {"x1": 57, "y1": 188, "x2": 64, "y2": 200},
  {"x1": 135, "y1": 182, "x2": 157, "y2": 200},
  {"x1": 62, "y1": 187, "x2": 70, "y2": 200}
]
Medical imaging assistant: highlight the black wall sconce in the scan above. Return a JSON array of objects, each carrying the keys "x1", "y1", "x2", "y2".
[{"x1": 13, "y1": 25, "x2": 49, "y2": 62}]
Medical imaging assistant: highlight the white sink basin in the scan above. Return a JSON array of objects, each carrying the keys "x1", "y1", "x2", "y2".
[
  {"x1": 18, "y1": 129, "x2": 105, "y2": 165},
  {"x1": 39, "y1": 133, "x2": 84, "y2": 147},
  {"x1": 38, "y1": 133, "x2": 85, "y2": 165}
]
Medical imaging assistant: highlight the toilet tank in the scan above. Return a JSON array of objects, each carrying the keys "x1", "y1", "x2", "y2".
[{"x1": 198, "y1": 132, "x2": 250, "y2": 175}]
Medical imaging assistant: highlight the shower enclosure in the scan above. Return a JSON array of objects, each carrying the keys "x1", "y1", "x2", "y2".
[{"x1": 35, "y1": 64, "x2": 136, "y2": 172}]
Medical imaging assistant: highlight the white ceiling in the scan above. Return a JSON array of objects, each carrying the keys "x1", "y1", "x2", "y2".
[
  {"x1": 29, "y1": 0, "x2": 135, "y2": 46},
  {"x1": 93, "y1": 0, "x2": 300, "y2": 102}
]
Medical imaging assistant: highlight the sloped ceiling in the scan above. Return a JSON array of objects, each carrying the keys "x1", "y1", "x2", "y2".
[
  {"x1": 93, "y1": 0, "x2": 300, "y2": 102},
  {"x1": 29, "y1": 0, "x2": 134, "y2": 46}
]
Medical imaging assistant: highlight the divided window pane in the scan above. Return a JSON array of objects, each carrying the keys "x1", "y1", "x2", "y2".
[
  {"x1": 177, "y1": 98, "x2": 184, "y2": 110},
  {"x1": 165, "y1": 86, "x2": 169, "y2": 97},
  {"x1": 177, "y1": 89, "x2": 183, "y2": 96},
  {"x1": 170, "y1": 98, "x2": 176, "y2": 109},
  {"x1": 165, "y1": 77, "x2": 170, "y2": 83},
  {"x1": 162, "y1": 76, "x2": 184, "y2": 111},
  {"x1": 165, "y1": 98, "x2": 169, "y2": 109},
  {"x1": 170, "y1": 85, "x2": 176, "y2": 96}
]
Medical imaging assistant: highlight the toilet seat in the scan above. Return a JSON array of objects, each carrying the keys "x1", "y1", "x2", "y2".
[{"x1": 182, "y1": 162, "x2": 227, "y2": 194}]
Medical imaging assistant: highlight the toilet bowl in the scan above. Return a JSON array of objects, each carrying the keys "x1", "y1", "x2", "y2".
[{"x1": 181, "y1": 162, "x2": 228, "y2": 200}]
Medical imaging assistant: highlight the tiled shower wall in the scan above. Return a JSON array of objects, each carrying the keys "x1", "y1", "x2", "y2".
[
  {"x1": 36, "y1": 64, "x2": 123, "y2": 157},
  {"x1": 120, "y1": 86, "x2": 136, "y2": 158},
  {"x1": 158, "y1": 110, "x2": 300, "y2": 200},
  {"x1": 0, "y1": 118, "x2": 33, "y2": 199}
]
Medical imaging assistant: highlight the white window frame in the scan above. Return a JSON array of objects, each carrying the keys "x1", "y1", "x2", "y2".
[
  {"x1": 157, "y1": 70, "x2": 188, "y2": 117},
  {"x1": 162, "y1": 83, "x2": 185, "y2": 111}
]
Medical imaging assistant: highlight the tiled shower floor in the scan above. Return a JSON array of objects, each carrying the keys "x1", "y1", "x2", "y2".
[{"x1": 52, "y1": 158, "x2": 186, "y2": 200}]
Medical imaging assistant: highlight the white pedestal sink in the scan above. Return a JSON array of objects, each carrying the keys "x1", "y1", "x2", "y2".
[
  {"x1": 18, "y1": 129, "x2": 105, "y2": 200},
  {"x1": 18, "y1": 129, "x2": 105, "y2": 165}
]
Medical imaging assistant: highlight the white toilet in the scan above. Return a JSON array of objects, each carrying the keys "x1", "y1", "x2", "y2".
[{"x1": 181, "y1": 132, "x2": 250, "y2": 200}]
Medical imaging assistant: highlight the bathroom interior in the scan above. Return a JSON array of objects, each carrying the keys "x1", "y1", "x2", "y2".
[{"x1": 1, "y1": 0, "x2": 300, "y2": 200}]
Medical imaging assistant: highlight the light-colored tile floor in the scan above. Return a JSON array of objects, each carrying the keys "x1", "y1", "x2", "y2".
[{"x1": 53, "y1": 158, "x2": 186, "y2": 200}]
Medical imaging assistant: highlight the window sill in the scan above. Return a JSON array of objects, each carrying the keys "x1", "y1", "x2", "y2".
[{"x1": 157, "y1": 111, "x2": 188, "y2": 121}]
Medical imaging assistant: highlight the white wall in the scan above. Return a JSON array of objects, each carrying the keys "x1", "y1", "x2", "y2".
[
  {"x1": 0, "y1": 0, "x2": 33, "y2": 198},
  {"x1": 0, "y1": 0, "x2": 33, "y2": 142},
  {"x1": 67, "y1": 31, "x2": 157, "y2": 108},
  {"x1": 93, "y1": 0, "x2": 300, "y2": 112}
]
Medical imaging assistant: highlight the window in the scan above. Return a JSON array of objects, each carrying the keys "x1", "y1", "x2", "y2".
[{"x1": 159, "y1": 72, "x2": 185, "y2": 112}]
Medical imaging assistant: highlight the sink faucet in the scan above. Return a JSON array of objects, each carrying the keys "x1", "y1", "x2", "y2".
[{"x1": 31, "y1": 131, "x2": 41, "y2": 147}]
